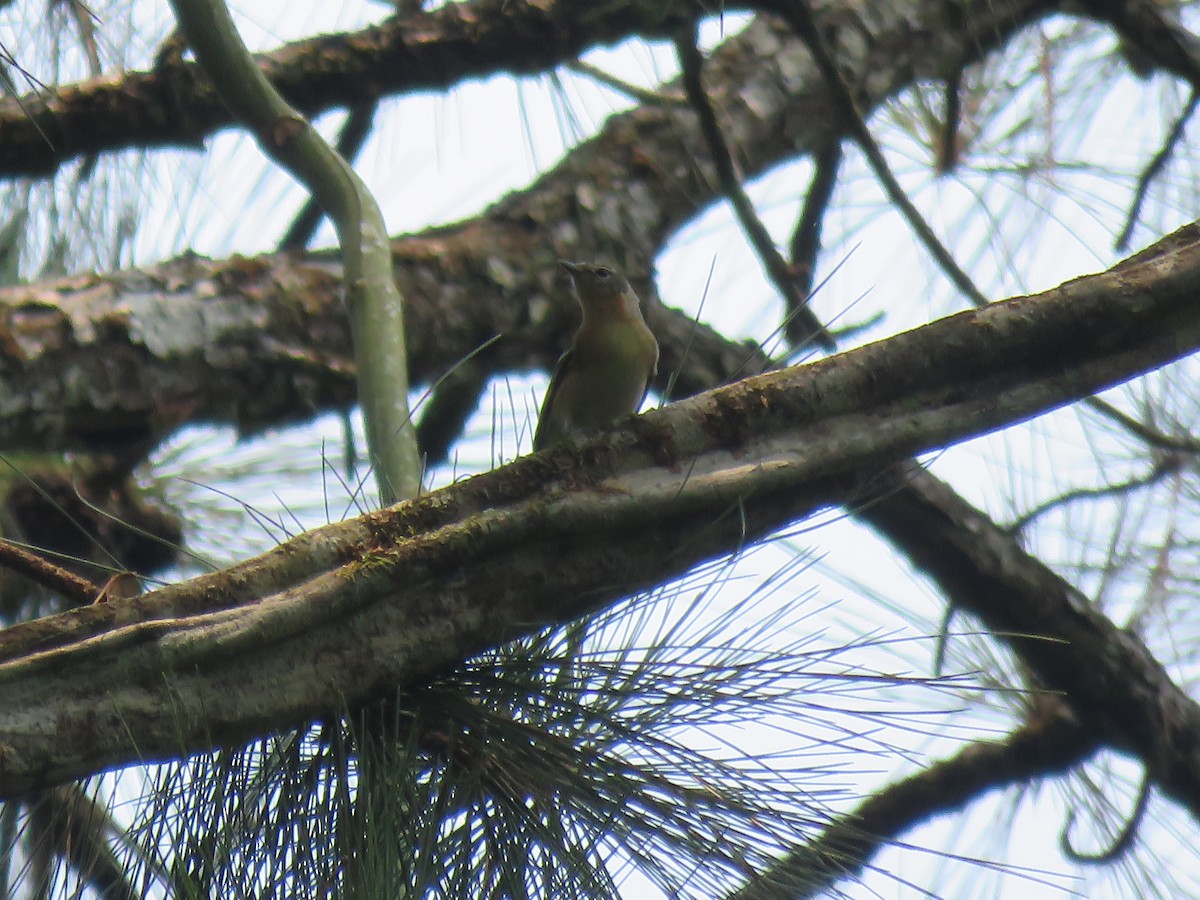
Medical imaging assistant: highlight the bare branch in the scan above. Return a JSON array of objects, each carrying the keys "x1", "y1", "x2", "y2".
[
  {"x1": 787, "y1": 140, "x2": 842, "y2": 328},
  {"x1": 935, "y1": 66, "x2": 965, "y2": 174},
  {"x1": 673, "y1": 19, "x2": 835, "y2": 351},
  {"x1": 779, "y1": 2, "x2": 990, "y2": 308},
  {"x1": 859, "y1": 453, "x2": 1200, "y2": 825},
  {"x1": 1060, "y1": 767, "x2": 1151, "y2": 865},
  {"x1": 1006, "y1": 454, "x2": 1187, "y2": 534}
]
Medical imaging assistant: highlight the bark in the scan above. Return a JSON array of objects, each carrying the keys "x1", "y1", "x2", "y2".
[{"x1": 0, "y1": 0, "x2": 691, "y2": 177}]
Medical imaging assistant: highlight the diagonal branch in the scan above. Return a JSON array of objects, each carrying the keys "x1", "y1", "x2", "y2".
[
  {"x1": 0, "y1": 540, "x2": 99, "y2": 607},
  {"x1": 779, "y1": 0, "x2": 990, "y2": 308},
  {"x1": 673, "y1": 19, "x2": 835, "y2": 350},
  {"x1": 1, "y1": 230, "x2": 1199, "y2": 796},
  {"x1": 170, "y1": 0, "x2": 420, "y2": 506},
  {"x1": 787, "y1": 140, "x2": 843, "y2": 334},
  {"x1": 858, "y1": 457, "x2": 1200, "y2": 822},
  {"x1": 1116, "y1": 89, "x2": 1199, "y2": 252}
]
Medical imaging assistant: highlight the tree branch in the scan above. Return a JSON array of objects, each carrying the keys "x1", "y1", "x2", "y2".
[
  {"x1": 673, "y1": 19, "x2": 834, "y2": 350},
  {"x1": 1, "y1": 231, "x2": 1199, "y2": 794},
  {"x1": 0, "y1": 0, "x2": 703, "y2": 178},
  {"x1": 858, "y1": 457, "x2": 1200, "y2": 823}
]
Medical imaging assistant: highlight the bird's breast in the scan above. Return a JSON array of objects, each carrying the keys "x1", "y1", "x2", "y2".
[{"x1": 561, "y1": 321, "x2": 657, "y2": 429}]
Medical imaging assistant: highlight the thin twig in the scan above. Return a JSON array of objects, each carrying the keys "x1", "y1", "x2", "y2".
[
  {"x1": 673, "y1": 21, "x2": 835, "y2": 351},
  {"x1": 786, "y1": 141, "x2": 842, "y2": 345},
  {"x1": 566, "y1": 60, "x2": 686, "y2": 107},
  {"x1": 1085, "y1": 396, "x2": 1200, "y2": 454},
  {"x1": 1060, "y1": 767, "x2": 1151, "y2": 864},
  {"x1": 780, "y1": 2, "x2": 990, "y2": 308},
  {"x1": 1116, "y1": 89, "x2": 1198, "y2": 252},
  {"x1": 826, "y1": 311, "x2": 883, "y2": 344},
  {"x1": 1006, "y1": 453, "x2": 1187, "y2": 534}
]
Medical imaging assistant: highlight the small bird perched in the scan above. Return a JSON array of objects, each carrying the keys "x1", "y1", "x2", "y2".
[{"x1": 533, "y1": 260, "x2": 659, "y2": 451}]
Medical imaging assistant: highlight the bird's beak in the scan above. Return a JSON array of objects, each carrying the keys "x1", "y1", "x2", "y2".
[{"x1": 559, "y1": 260, "x2": 584, "y2": 276}]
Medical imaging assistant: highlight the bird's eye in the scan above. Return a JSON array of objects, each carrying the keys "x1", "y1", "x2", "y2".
[{"x1": 594, "y1": 266, "x2": 613, "y2": 279}]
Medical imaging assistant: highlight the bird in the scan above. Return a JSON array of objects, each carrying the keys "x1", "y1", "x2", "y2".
[{"x1": 533, "y1": 260, "x2": 660, "y2": 451}]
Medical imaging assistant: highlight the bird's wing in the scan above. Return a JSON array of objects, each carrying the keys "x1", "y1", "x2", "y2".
[
  {"x1": 533, "y1": 346, "x2": 574, "y2": 451},
  {"x1": 638, "y1": 343, "x2": 659, "y2": 410}
]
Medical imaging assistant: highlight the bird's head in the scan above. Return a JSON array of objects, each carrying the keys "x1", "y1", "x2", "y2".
[{"x1": 559, "y1": 260, "x2": 638, "y2": 314}]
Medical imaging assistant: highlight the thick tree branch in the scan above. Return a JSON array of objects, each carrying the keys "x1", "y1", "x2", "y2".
[
  {"x1": 0, "y1": 0, "x2": 1067, "y2": 181},
  {"x1": 1078, "y1": 0, "x2": 1200, "y2": 89},
  {"x1": 0, "y1": 0, "x2": 701, "y2": 178},
  {"x1": 2, "y1": 0, "x2": 1200, "y2": 892},
  {"x1": 3, "y1": 5, "x2": 1198, "y2": 875},
  {"x1": 1, "y1": 232, "x2": 1199, "y2": 795},
  {"x1": 859, "y1": 458, "x2": 1200, "y2": 822}
]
